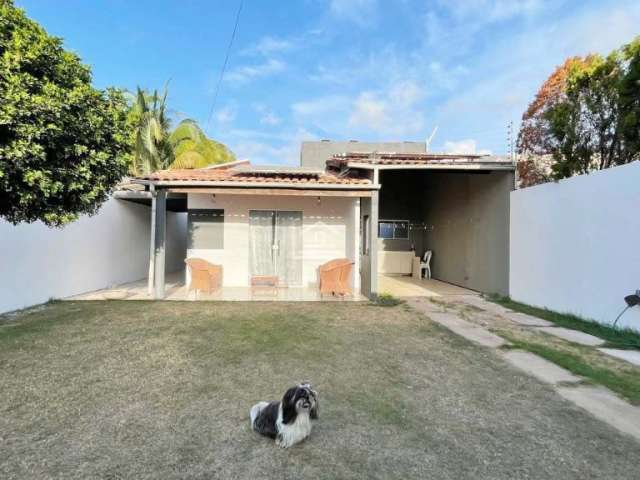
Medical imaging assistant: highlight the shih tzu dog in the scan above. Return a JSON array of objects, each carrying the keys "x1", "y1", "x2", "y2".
[{"x1": 250, "y1": 383, "x2": 319, "y2": 448}]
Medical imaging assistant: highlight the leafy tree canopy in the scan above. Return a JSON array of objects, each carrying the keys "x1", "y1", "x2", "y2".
[
  {"x1": 517, "y1": 36, "x2": 640, "y2": 185},
  {"x1": 0, "y1": 0, "x2": 131, "y2": 226}
]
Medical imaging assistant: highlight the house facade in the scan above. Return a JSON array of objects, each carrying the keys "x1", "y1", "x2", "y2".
[{"x1": 128, "y1": 144, "x2": 515, "y2": 300}]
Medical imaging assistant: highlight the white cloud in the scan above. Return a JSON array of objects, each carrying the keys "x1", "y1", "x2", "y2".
[
  {"x1": 216, "y1": 0, "x2": 640, "y2": 159},
  {"x1": 290, "y1": 79, "x2": 427, "y2": 139},
  {"x1": 388, "y1": 80, "x2": 425, "y2": 107},
  {"x1": 442, "y1": 0, "x2": 546, "y2": 22},
  {"x1": 427, "y1": 0, "x2": 640, "y2": 153},
  {"x1": 224, "y1": 128, "x2": 319, "y2": 165},
  {"x1": 215, "y1": 105, "x2": 236, "y2": 124},
  {"x1": 254, "y1": 104, "x2": 282, "y2": 126},
  {"x1": 329, "y1": 0, "x2": 378, "y2": 26},
  {"x1": 348, "y1": 80, "x2": 425, "y2": 136},
  {"x1": 260, "y1": 112, "x2": 281, "y2": 126},
  {"x1": 292, "y1": 95, "x2": 348, "y2": 117},
  {"x1": 349, "y1": 93, "x2": 387, "y2": 130},
  {"x1": 443, "y1": 139, "x2": 492, "y2": 155},
  {"x1": 225, "y1": 59, "x2": 285, "y2": 84},
  {"x1": 242, "y1": 36, "x2": 292, "y2": 56}
]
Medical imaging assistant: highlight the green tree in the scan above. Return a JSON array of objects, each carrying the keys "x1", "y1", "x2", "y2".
[
  {"x1": 517, "y1": 36, "x2": 640, "y2": 182},
  {"x1": 170, "y1": 119, "x2": 235, "y2": 169},
  {"x1": 619, "y1": 38, "x2": 640, "y2": 161},
  {"x1": 0, "y1": 0, "x2": 131, "y2": 226},
  {"x1": 128, "y1": 89, "x2": 236, "y2": 175},
  {"x1": 129, "y1": 86, "x2": 174, "y2": 175}
]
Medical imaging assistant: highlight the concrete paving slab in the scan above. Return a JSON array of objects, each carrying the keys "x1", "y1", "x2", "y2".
[
  {"x1": 556, "y1": 386, "x2": 640, "y2": 442},
  {"x1": 538, "y1": 327, "x2": 605, "y2": 346},
  {"x1": 598, "y1": 348, "x2": 640, "y2": 367},
  {"x1": 428, "y1": 312, "x2": 508, "y2": 348},
  {"x1": 405, "y1": 297, "x2": 445, "y2": 314},
  {"x1": 505, "y1": 312, "x2": 553, "y2": 327},
  {"x1": 501, "y1": 350, "x2": 581, "y2": 384},
  {"x1": 458, "y1": 296, "x2": 511, "y2": 316}
]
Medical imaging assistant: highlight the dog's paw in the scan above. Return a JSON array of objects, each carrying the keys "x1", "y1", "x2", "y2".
[{"x1": 275, "y1": 435, "x2": 290, "y2": 448}]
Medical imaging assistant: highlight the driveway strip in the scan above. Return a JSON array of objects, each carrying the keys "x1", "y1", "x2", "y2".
[{"x1": 408, "y1": 296, "x2": 640, "y2": 443}]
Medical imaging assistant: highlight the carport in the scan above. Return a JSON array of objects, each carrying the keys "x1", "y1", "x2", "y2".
[{"x1": 327, "y1": 152, "x2": 516, "y2": 296}]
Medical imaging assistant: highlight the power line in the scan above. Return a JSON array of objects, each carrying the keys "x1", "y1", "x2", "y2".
[{"x1": 206, "y1": 0, "x2": 244, "y2": 133}]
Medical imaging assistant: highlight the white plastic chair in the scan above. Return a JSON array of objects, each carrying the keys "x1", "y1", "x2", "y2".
[{"x1": 420, "y1": 250, "x2": 432, "y2": 279}]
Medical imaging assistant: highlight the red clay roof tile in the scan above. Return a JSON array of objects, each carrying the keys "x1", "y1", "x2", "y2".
[{"x1": 139, "y1": 168, "x2": 371, "y2": 185}]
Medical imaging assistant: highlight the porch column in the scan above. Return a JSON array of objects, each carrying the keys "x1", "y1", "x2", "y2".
[
  {"x1": 153, "y1": 189, "x2": 167, "y2": 299},
  {"x1": 147, "y1": 187, "x2": 156, "y2": 295},
  {"x1": 369, "y1": 190, "x2": 379, "y2": 298}
]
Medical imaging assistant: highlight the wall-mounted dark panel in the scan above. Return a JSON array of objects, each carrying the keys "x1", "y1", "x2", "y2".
[{"x1": 188, "y1": 209, "x2": 224, "y2": 249}]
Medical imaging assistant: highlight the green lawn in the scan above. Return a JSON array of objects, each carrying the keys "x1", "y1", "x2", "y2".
[
  {"x1": 500, "y1": 335, "x2": 640, "y2": 403},
  {"x1": 1, "y1": 300, "x2": 640, "y2": 479},
  {"x1": 489, "y1": 295, "x2": 640, "y2": 350}
]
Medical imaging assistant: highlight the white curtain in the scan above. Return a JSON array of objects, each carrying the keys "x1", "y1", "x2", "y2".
[
  {"x1": 276, "y1": 211, "x2": 303, "y2": 285},
  {"x1": 249, "y1": 211, "x2": 275, "y2": 277}
]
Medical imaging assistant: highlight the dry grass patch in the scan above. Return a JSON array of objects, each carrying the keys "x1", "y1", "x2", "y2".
[{"x1": 1, "y1": 300, "x2": 640, "y2": 479}]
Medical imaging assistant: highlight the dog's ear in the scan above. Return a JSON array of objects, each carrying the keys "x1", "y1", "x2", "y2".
[
  {"x1": 281, "y1": 387, "x2": 298, "y2": 425},
  {"x1": 309, "y1": 388, "x2": 319, "y2": 419}
]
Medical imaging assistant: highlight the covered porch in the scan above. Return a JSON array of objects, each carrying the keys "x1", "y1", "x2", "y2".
[
  {"x1": 124, "y1": 162, "x2": 380, "y2": 300},
  {"x1": 68, "y1": 271, "x2": 368, "y2": 301}
]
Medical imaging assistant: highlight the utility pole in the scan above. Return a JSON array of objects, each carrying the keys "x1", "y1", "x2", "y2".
[{"x1": 507, "y1": 121, "x2": 514, "y2": 162}]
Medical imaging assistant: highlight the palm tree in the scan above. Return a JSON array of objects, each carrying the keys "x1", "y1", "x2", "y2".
[
  {"x1": 131, "y1": 86, "x2": 174, "y2": 175},
  {"x1": 129, "y1": 86, "x2": 236, "y2": 175},
  {"x1": 169, "y1": 119, "x2": 235, "y2": 169}
]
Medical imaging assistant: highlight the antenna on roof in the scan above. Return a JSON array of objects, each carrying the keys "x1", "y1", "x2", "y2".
[{"x1": 425, "y1": 126, "x2": 438, "y2": 153}]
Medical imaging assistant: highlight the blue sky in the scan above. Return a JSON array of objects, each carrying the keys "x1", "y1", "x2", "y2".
[{"x1": 17, "y1": 0, "x2": 640, "y2": 164}]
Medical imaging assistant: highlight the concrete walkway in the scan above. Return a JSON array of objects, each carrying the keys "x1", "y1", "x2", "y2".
[
  {"x1": 500, "y1": 350, "x2": 581, "y2": 384},
  {"x1": 428, "y1": 311, "x2": 508, "y2": 348},
  {"x1": 538, "y1": 326, "x2": 605, "y2": 346},
  {"x1": 407, "y1": 296, "x2": 640, "y2": 443},
  {"x1": 598, "y1": 348, "x2": 640, "y2": 367}
]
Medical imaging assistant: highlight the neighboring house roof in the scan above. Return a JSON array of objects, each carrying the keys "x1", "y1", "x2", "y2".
[
  {"x1": 327, "y1": 152, "x2": 515, "y2": 170},
  {"x1": 135, "y1": 163, "x2": 373, "y2": 188},
  {"x1": 132, "y1": 150, "x2": 514, "y2": 192},
  {"x1": 300, "y1": 140, "x2": 427, "y2": 169}
]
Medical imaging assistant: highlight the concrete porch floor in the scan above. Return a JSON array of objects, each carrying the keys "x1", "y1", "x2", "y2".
[
  {"x1": 378, "y1": 274, "x2": 479, "y2": 298},
  {"x1": 66, "y1": 271, "x2": 367, "y2": 302}
]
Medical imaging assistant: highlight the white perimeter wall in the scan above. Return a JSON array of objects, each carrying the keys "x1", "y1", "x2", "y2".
[
  {"x1": 510, "y1": 161, "x2": 640, "y2": 330},
  {"x1": 0, "y1": 197, "x2": 187, "y2": 313},
  {"x1": 188, "y1": 193, "x2": 360, "y2": 290}
]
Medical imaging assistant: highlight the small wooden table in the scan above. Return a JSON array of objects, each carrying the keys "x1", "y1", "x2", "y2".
[{"x1": 251, "y1": 275, "x2": 279, "y2": 296}]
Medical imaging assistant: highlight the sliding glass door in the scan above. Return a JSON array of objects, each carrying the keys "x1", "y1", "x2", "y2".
[{"x1": 249, "y1": 210, "x2": 302, "y2": 285}]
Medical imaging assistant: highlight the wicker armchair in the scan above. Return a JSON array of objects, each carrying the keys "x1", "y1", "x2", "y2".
[
  {"x1": 319, "y1": 258, "x2": 354, "y2": 297},
  {"x1": 185, "y1": 258, "x2": 222, "y2": 295}
]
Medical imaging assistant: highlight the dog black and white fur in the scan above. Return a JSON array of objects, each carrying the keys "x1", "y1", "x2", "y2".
[{"x1": 250, "y1": 383, "x2": 319, "y2": 448}]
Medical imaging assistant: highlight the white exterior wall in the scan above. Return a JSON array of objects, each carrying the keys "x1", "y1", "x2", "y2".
[
  {"x1": 187, "y1": 193, "x2": 360, "y2": 291},
  {"x1": 510, "y1": 162, "x2": 640, "y2": 330},
  {"x1": 0, "y1": 198, "x2": 187, "y2": 313}
]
